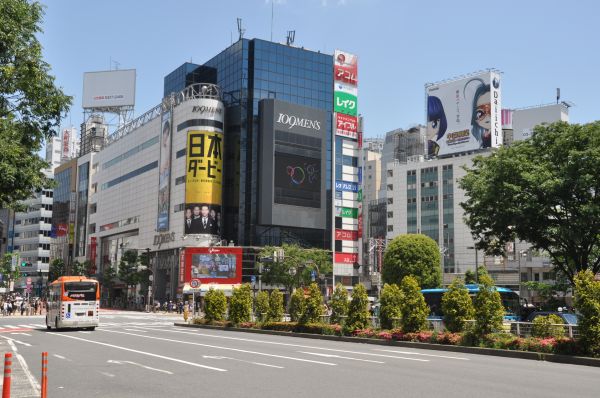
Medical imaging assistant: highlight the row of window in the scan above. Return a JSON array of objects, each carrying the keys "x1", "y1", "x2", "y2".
[
  {"x1": 98, "y1": 216, "x2": 140, "y2": 232},
  {"x1": 103, "y1": 135, "x2": 159, "y2": 170},
  {"x1": 100, "y1": 161, "x2": 158, "y2": 190},
  {"x1": 18, "y1": 243, "x2": 50, "y2": 251}
]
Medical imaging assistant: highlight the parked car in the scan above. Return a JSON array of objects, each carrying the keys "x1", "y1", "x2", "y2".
[{"x1": 525, "y1": 311, "x2": 579, "y2": 325}]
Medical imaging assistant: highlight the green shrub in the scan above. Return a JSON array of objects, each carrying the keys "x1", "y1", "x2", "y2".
[
  {"x1": 399, "y1": 276, "x2": 429, "y2": 333},
  {"x1": 531, "y1": 314, "x2": 565, "y2": 339},
  {"x1": 442, "y1": 278, "x2": 475, "y2": 333},
  {"x1": 204, "y1": 288, "x2": 227, "y2": 322},
  {"x1": 261, "y1": 322, "x2": 296, "y2": 332},
  {"x1": 300, "y1": 283, "x2": 323, "y2": 324},
  {"x1": 289, "y1": 288, "x2": 306, "y2": 322},
  {"x1": 574, "y1": 270, "x2": 600, "y2": 357},
  {"x1": 330, "y1": 283, "x2": 349, "y2": 324},
  {"x1": 473, "y1": 274, "x2": 504, "y2": 335},
  {"x1": 382, "y1": 234, "x2": 442, "y2": 288},
  {"x1": 228, "y1": 283, "x2": 253, "y2": 324},
  {"x1": 379, "y1": 283, "x2": 403, "y2": 329},
  {"x1": 267, "y1": 289, "x2": 284, "y2": 322},
  {"x1": 344, "y1": 283, "x2": 370, "y2": 333},
  {"x1": 255, "y1": 290, "x2": 270, "y2": 322}
]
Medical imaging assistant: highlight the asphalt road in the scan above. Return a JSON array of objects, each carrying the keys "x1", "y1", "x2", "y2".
[{"x1": 0, "y1": 311, "x2": 598, "y2": 398}]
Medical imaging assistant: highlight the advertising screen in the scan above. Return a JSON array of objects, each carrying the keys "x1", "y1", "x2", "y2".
[
  {"x1": 82, "y1": 69, "x2": 136, "y2": 108},
  {"x1": 185, "y1": 247, "x2": 242, "y2": 285},
  {"x1": 274, "y1": 152, "x2": 321, "y2": 208},
  {"x1": 185, "y1": 130, "x2": 223, "y2": 235},
  {"x1": 426, "y1": 71, "x2": 502, "y2": 157},
  {"x1": 156, "y1": 108, "x2": 172, "y2": 231}
]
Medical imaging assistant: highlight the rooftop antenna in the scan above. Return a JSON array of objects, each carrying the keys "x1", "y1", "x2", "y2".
[
  {"x1": 110, "y1": 58, "x2": 120, "y2": 70},
  {"x1": 286, "y1": 30, "x2": 295, "y2": 46},
  {"x1": 556, "y1": 88, "x2": 560, "y2": 104},
  {"x1": 237, "y1": 18, "x2": 245, "y2": 41},
  {"x1": 270, "y1": 0, "x2": 274, "y2": 41}
]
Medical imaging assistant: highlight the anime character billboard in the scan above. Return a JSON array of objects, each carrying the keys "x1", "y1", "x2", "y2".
[{"x1": 426, "y1": 71, "x2": 502, "y2": 157}]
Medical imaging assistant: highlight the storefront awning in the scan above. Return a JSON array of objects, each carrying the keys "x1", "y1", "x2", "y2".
[{"x1": 182, "y1": 283, "x2": 241, "y2": 297}]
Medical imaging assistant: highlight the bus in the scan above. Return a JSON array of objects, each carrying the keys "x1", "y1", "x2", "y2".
[
  {"x1": 421, "y1": 284, "x2": 520, "y2": 321},
  {"x1": 46, "y1": 276, "x2": 100, "y2": 330}
]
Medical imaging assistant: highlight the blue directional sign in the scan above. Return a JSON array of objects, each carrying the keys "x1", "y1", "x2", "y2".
[
  {"x1": 251, "y1": 275, "x2": 256, "y2": 283},
  {"x1": 311, "y1": 270, "x2": 317, "y2": 281},
  {"x1": 335, "y1": 180, "x2": 358, "y2": 193}
]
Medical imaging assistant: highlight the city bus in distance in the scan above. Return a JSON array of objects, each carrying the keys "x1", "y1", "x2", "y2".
[
  {"x1": 421, "y1": 284, "x2": 520, "y2": 321},
  {"x1": 46, "y1": 276, "x2": 100, "y2": 330}
]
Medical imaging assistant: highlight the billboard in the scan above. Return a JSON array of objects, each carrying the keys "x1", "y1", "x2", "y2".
[
  {"x1": 426, "y1": 71, "x2": 502, "y2": 157},
  {"x1": 274, "y1": 152, "x2": 321, "y2": 208},
  {"x1": 82, "y1": 69, "x2": 136, "y2": 108},
  {"x1": 185, "y1": 130, "x2": 223, "y2": 236},
  {"x1": 335, "y1": 113, "x2": 358, "y2": 139},
  {"x1": 334, "y1": 50, "x2": 358, "y2": 85},
  {"x1": 185, "y1": 247, "x2": 242, "y2": 285},
  {"x1": 156, "y1": 108, "x2": 172, "y2": 231}
]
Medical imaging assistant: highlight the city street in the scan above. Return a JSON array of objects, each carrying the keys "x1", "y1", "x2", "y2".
[{"x1": 0, "y1": 311, "x2": 597, "y2": 397}]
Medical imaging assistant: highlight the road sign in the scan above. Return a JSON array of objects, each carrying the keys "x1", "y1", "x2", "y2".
[
  {"x1": 190, "y1": 279, "x2": 201, "y2": 289},
  {"x1": 251, "y1": 275, "x2": 256, "y2": 284},
  {"x1": 311, "y1": 270, "x2": 317, "y2": 281},
  {"x1": 26, "y1": 277, "x2": 32, "y2": 285}
]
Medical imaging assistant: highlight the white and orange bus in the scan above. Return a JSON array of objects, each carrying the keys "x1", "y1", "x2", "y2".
[{"x1": 46, "y1": 276, "x2": 100, "y2": 330}]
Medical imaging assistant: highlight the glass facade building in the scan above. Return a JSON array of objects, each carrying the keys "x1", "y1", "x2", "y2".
[{"x1": 166, "y1": 39, "x2": 333, "y2": 248}]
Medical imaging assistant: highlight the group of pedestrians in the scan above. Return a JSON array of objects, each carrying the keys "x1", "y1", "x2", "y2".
[
  {"x1": 0, "y1": 294, "x2": 45, "y2": 316},
  {"x1": 153, "y1": 300, "x2": 193, "y2": 314}
]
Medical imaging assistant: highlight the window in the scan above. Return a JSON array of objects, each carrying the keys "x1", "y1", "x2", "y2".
[
  {"x1": 387, "y1": 184, "x2": 393, "y2": 191},
  {"x1": 387, "y1": 225, "x2": 394, "y2": 232},
  {"x1": 174, "y1": 203, "x2": 185, "y2": 212},
  {"x1": 387, "y1": 170, "x2": 393, "y2": 177},
  {"x1": 387, "y1": 211, "x2": 393, "y2": 218},
  {"x1": 175, "y1": 176, "x2": 185, "y2": 185},
  {"x1": 387, "y1": 198, "x2": 393, "y2": 205},
  {"x1": 542, "y1": 272, "x2": 551, "y2": 280}
]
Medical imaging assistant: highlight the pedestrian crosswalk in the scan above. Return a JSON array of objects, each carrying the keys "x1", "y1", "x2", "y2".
[{"x1": 0, "y1": 321, "x2": 173, "y2": 332}]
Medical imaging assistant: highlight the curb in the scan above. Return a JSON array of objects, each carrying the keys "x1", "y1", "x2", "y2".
[{"x1": 174, "y1": 323, "x2": 600, "y2": 368}]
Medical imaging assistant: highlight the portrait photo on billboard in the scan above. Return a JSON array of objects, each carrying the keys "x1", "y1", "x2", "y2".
[
  {"x1": 157, "y1": 109, "x2": 172, "y2": 231},
  {"x1": 274, "y1": 152, "x2": 321, "y2": 208},
  {"x1": 426, "y1": 71, "x2": 501, "y2": 157},
  {"x1": 184, "y1": 203, "x2": 221, "y2": 235}
]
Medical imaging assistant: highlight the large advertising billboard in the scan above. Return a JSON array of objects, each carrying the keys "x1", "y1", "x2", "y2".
[
  {"x1": 82, "y1": 69, "x2": 136, "y2": 108},
  {"x1": 156, "y1": 108, "x2": 172, "y2": 231},
  {"x1": 185, "y1": 130, "x2": 223, "y2": 236},
  {"x1": 426, "y1": 71, "x2": 502, "y2": 157},
  {"x1": 274, "y1": 152, "x2": 321, "y2": 208},
  {"x1": 185, "y1": 247, "x2": 242, "y2": 285}
]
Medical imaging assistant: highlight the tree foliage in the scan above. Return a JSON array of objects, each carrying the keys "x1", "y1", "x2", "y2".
[
  {"x1": 255, "y1": 290, "x2": 270, "y2": 322},
  {"x1": 379, "y1": 283, "x2": 403, "y2": 330},
  {"x1": 531, "y1": 314, "x2": 565, "y2": 339},
  {"x1": 118, "y1": 250, "x2": 140, "y2": 289},
  {"x1": 382, "y1": 234, "x2": 441, "y2": 288},
  {"x1": 229, "y1": 284, "x2": 253, "y2": 324},
  {"x1": 204, "y1": 288, "x2": 227, "y2": 322},
  {"x1": 574, "y1": 270, "x2": 600, "y2": 356},
  {"x1": 464, "y1": 270, "x2": 476, "y2": 284},
  {"x1": 460, "y1": 121, "x2": 600, "y2": 284},
  {"x1": 399, "y1": 276, "x2": 429, "y2": 333},
  {"x1": 288, "y1": 288, "x2": 305, "y2": 322},
  {"x1": 473, "y1": 274, "x2": 504, "y2": 335},
  {"x1": 48, "y1": 258, "x2": 65, "y2": 282},
  {"x1": 0, "y1": 253, "x2": 20, "y2": 286},
  {"x1": 267, "y1": 289, "x2": 284, "y2": 322},
  {"x1": 329, "y1": 283, "x2": 348, "y2": 325},
  {"x1": 345, "y1": 283, "x2": 370, "y2": 332},
  {"x1": 0, "y1": 0, "x2": 72, "y2": 208},
  {"x1": 442, "y1": 278, "x2": 475, "y2": 333},
  {"x1": 300, "y1": 283, "x2": 323, "y2": 324}
]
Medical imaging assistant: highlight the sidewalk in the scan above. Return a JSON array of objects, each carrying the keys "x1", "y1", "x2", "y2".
[{"x1": 0, "y1": 341, "x2": 39, "y2": 398}]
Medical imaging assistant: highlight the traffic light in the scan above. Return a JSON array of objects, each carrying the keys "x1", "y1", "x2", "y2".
[{"x1": 21, "y1": 261, "x2": 27, "y2": 267}]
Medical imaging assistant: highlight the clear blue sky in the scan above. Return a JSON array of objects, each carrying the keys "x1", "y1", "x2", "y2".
[{"x1": 40, "y1": 0, "x2": 599, "y2": 138}]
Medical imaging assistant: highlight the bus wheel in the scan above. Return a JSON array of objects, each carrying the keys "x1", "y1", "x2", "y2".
[
  {"x1": 87, "y1": 327, "x2": 96, "y2": 331},
  {"x1": 55, "y1": 317, "x2": 60, "y2": 331}
]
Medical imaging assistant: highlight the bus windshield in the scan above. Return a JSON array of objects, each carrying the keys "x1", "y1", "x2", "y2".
[{"x1": 64, "y1": 282, "x2": 98, "y2": 301}]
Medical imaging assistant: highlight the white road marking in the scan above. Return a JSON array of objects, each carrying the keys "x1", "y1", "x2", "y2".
[
  {"x1": 373, "y1": 348, "x2": 470, "y2": 361},
  {"x1": 53, "y1": 354, "x2": 72, "y2": 362},
  {"x1": 124, "y1": 328, "x2": 148, "y2": 333},
  {"x1": 4, "y1": 325, "x2": 20, "y2": 329},
  {"x1": 79, "y1": 331, "x2": 91, "y2": 334},
  {"x1": 10, "y1": 332, "x2": 31, "y2": 336},
  {"x1": 18, "y1": 324, "x2": 33, "y2": 328},
  {"x1": 203, "y1": 355, "x2": 284, "y2": 369},
  {"x1": 100, "y1": 372, "x2": 115, "y2": 378},
  {"x1": 50, "y1": 333, "x2": 227, "y2": 372},
  {"x1": 0, "y1": 335, "x2": 31, "y2": 347},
  {"x1": 144, "y1": 328, "x2": 430, "y2": 362},
  {"x1": 298, "y1": 351, "x2": 385, "y2": 364},
  {"x1": 8, "y1": 340, "x2": 41, "y2": 395},
  {"x1": 107, "y1": 359, "x2": 173, "y2": 375},
  {"x1": 102, "y1": 330, "x2": 337, "y2": 366}
]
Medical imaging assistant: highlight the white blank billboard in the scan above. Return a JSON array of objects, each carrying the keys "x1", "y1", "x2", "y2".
[{"x1": 82, "y1": 69, "x2": 136, "y2": 108}]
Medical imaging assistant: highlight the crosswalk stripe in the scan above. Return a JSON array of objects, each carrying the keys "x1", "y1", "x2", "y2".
[
  {"x1": 18, "y1": 324, "x2": 32, "y2": 328},
  {"x1": 5, "y1": 325, "x2": 19, "y2": 329}
]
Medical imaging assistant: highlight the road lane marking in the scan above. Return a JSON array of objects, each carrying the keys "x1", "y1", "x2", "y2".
[
  {"x1": 8, "y1": 339, "x2": 41, "y2": 395},
  {"x1": 144, "y1": 328, "x2": 430, "y2": 362},
  {"x1": 18, "y1": 324, "x2": 33, "y2": 328},
  {"x1": 0, "y1": 335, "x2": 31, "y2": 347},
  {"x1": 373, "y1": 349, "x2": 470, "y2": 360},
  {"x1": 50, "y1": 333, "x2": 227, "y2": 372},
  {"x1": 4, "y1": 325, "x2": 20, "y2": 329},
  {"x1": 100, "y1": 372, "x2": 115, "y2": 378},
  {"x1": 107, "y1": 360, "x2": 173, "y2": 375},
  {"x1": 10, "y1": 332, "x2": 31, "y2": 336},
  {"x1": 202, "y1": 355, "x2": 284, "y2": 369},
  {"x1": 102, "y1": 330, "x2": 337, "y2": 366},
  {"x1": 53, "y1": 354, "x2": 73, "y2": 362},
  {"x1": 298, "y1": 352, "x2": 385, "y2": 364},
  {"x1": 124, "y1": 328, "x2": 148, "y2": 333}
]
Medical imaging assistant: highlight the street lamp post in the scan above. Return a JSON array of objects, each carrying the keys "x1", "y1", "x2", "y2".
[
  {"x1": 466, "y1": 246, "x2": 479, "y2": 283},
  {"x1": 518, "y1": 249, "x2": 527, "y2": 302}
]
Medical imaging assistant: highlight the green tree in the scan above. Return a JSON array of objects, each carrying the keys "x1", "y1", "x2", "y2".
[
  {"x1": 399, "y1": 276, "x2": 429, "y2": 333},
  {"x1": 204, "y1": 288, "x2": 227, "y2": 322},
  {"x1": 531, "y1": 314, "x2": 565, "y2": 339},
  {"x1": 289, "y1": 288, "x2": 305, "y2": 322},
  {"x1": 460, "y1": 122, "x2": 600, "y2": 284},
  {"x1": 473, "y1": 274, "x2": 504, "y2": 335},
  {"x1": 0, "y1": 0, "x2": 72, "y2": 209},
  {"x1": 464, "y1": 270, "x2": 476, "y2": 284},
  {"x1": 329, "y1": 283, "x2": 349, "y2": 325},
  {"x1": 379, "y1": 283, "x2": 403, "y2": 329},
  {"x1": 229, "y1": 284, "x2": 253, "y2": 324},
  {"x1": 300, "y1": 283, "x2": 323, "y2": 324},
  {"x1": 442, "y1": 278, "x2": 475, "y2": 333},
  {"x1": 0, "y1": 253, "x2": 21, "y2": 287},
  {"x1": 574, "y1": 270, "x2": 600, "y2": 356},
  {"x1": 48, "y1": 258, "x2": 65, "y2": 282},
  {"x1": 71, "y1": 260, "x2": 86, "y2": 276},
  {"x1": 345, "y1": 283, "x2": 370, "y2": 332},
  {"x1": 100, "y1": 264, "x2": 117, "y2": 306},
  {"x1": 523, "y1": 271, "x2": 570, "y2": 310},
  {"x1": 118, "y1": 250, "x2": 140, "y2": 301},
  {"x1": 255, "y1": 290, "x2": 270, "y2": 322},
  {"x1": 267, "y1": 289, "x2": 284, "y2": 322},
  {"x1": 382, "y1": 234, "x2": 442, "y2": 288}
]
